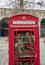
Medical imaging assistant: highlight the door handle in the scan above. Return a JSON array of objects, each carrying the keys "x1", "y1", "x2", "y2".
[{"x1": 35, "y1": 54, "x2": 37, "y2": 58}]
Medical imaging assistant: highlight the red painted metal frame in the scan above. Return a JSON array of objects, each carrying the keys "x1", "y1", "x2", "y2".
[{"x1": 9, "y1": 14, "x2": 40, "y2": 65}]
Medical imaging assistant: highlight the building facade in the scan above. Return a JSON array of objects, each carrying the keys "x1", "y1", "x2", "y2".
[{"x1": 0, "y1": 8, "x2": 45, "y2": 65}]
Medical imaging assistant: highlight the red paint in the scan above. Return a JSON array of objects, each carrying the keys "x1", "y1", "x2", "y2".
[{"x1": 9, "y1": 14, "x2": 40, "y2": 65}]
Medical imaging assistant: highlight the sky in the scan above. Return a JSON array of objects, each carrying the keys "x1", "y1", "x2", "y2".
[
  {"x1": 0, "y1": 0, "x2": 45, "y2": 10},
  {"x1": 0, "y1": 0, "x2": 7, "y2": 7},
  {"x1": 0, "y1": 0, "x2": 16, "y2": 8}
]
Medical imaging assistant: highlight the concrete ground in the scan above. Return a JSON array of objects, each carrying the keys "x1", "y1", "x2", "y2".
[{"x1": 0, "y1": 37, "x2": 8, "y2": 65}]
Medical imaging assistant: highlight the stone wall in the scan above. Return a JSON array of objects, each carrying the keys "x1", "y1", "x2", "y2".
[{"x1": 0, "y1": 8, "x2": 45, "y2": 20}]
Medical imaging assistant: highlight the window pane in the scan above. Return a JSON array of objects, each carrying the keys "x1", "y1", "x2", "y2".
[
  {"x1": 41, "y1": 19, "x2": 45, "y2": 38},
  {"x1": 1, "y1": 28, "x2": 8, "y2": 37}
]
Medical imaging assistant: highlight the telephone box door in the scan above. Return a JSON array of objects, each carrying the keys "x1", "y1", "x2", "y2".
[{"x1": 9, "y1": 28, "x2": 39, "y2": 65}]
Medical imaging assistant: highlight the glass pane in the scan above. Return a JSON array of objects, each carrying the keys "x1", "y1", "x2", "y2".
[
  {"x1": 18, "y1": 60, "x2": 34, "y2": 65},
  {"x1": 1, "y1": 28, "x2": 8, "y2": 37},
  {"x1": 14, "y1": 60, "x2": 34, "y2": 65},
  {"x1": 18, "y1": 31, "x2": 30, "y2": 43},
  {"x1": 31, "y1": 31, "x2": 35, "y2": 43}
]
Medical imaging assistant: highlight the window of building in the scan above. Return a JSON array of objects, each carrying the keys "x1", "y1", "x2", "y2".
[
  {"x1": 41, "y1": 19, "x2": 45, "y2": 38},
  {"x1": 0, "y1": 17, "x2": 9, "y2": 37}
]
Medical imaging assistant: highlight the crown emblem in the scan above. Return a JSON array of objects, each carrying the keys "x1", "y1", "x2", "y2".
[{"x1": 22, "y1": 16, "x2": 26, "y2": 19}]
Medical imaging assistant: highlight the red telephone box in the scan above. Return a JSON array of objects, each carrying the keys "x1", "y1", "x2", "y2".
[{"x1": 9, "y1": 14, "x2": 40, "y2": 65}]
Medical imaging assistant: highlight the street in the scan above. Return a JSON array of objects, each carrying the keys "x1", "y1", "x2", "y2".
[{"x1": 0, "y1": 37, "x2": 8, "y2": 65}]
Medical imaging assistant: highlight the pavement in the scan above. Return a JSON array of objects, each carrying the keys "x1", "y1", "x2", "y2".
[{"x1": 0, "y1": 37, "x2": 8, "y2": 65}]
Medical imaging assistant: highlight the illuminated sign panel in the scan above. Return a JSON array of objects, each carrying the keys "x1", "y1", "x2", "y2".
[{"x1": 13, "y1": 21, "x2": 35, "y2": 24}]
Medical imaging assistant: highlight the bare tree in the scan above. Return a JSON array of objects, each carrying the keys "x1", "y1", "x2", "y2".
[{"x1": 5, "y1": 0, "x2": 45, "y2": 10}]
